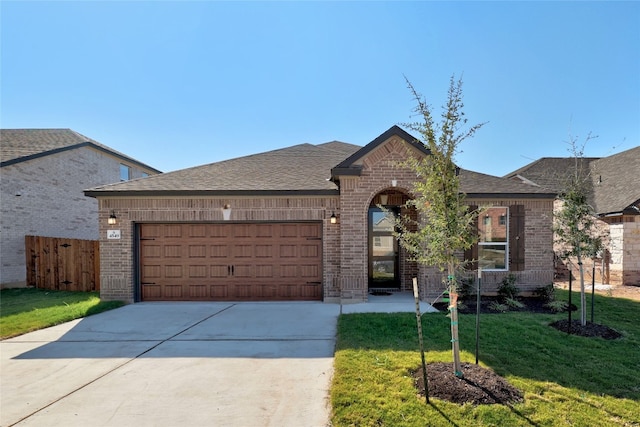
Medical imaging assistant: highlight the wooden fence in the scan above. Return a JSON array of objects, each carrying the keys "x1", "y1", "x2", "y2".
[{"x1": 25, "y1": 235, "x2": 100, "y2": 291}]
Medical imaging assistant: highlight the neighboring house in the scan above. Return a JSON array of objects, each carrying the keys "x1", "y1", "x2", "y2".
[
  {"x1": 506, "y1": 146, "x2": 640, "y2": 286},
  {"x1": 0, "y1": 129, "x2": 161, "y2": 288},
  {"x1": 85, "y1": 125, "x2": 556, "y2": 304}
]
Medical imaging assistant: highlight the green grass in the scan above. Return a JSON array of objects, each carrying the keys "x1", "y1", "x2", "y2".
[
  {"x1": 331, "y1": 290, "x2": 640, "y2": 426},
  {"x1": 0, "y1": 288, "x2": 124, "y2": 339}
]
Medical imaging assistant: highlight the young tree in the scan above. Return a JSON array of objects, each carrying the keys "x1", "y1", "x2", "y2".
[
  {"x1": 397, "y1": 75, "x2": 484, "y2": 377},
  {"x1": 554, "y1": 133, "x2": 605, "y2": 327}
]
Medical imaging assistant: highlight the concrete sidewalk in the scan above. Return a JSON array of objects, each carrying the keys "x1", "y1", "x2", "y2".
[{"x1": 1, "y1": 296, "x2": 435, "y2": 427}]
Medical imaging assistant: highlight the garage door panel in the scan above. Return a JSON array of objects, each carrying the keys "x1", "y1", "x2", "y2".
[
  {"x1": 164, "y1": 285, "x2": 183, "y2": 298},
  {"x1": 163, "y1": 245, "x2": 182, "y2": 258},
  {"x1": 210, "y1": 265, "x2": 229, "y2": 278},
  {"x1": 188, "y1": 245, "x2": 207, "y2": 258},
  {"x1": 142, "y1": 284, "x2": 162, "y2": 299},
  {"x1": 189, "y1": 285, "x2": 208, "y2": 298},
  {"x1": 164, "y1": 265, "x2": 183, "y2": 278},
  {"x1": 140, "y1": 222, "x2": 322, "y2": 301},
  {"x1": 189, "y1": 265, "x2": 208, "y2": 278},
  {"x1": 209, "y1": 245, "x2": 229, "y2": 258}
]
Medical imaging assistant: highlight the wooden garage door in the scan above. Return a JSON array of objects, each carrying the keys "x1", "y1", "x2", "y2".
[{"x1": 139, "y1": 222, "x2": 323, "y2": 301}]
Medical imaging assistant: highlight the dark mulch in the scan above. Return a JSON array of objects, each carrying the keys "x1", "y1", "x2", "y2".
[
  {"x1": 549, "y1": 319, "x2": 622, "y2": 340},
  {"x1": 413, "y1": 362, "x2": 523, "y2": 405}
]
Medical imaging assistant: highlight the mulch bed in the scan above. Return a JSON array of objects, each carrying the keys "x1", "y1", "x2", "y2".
[
  {"x1": 413, "y1": 362, "x2": 523, "y2": 405},
  {"x1": 432, "y1": 296, "x2": 557, "y2": 314},
  {"x1": 549, "y1": 319, "x2": 622, "y2": 339}
]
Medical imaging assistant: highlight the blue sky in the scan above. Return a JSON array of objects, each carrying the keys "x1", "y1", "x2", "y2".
[{"x1": 2, "y1": 1, "x2": 638, "y2": 176}]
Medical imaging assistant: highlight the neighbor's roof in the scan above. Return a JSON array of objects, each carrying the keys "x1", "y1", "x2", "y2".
[
  {"x1": 0, "y1": 128, "x2": 161, "y2": 173},
  {"x1": 504, "y1": 146, "x2": 640, "y2": 215},
  {"x1": 85, "y1": 140, "x2": 362, "y2": 197},
  {"x1": 589, "y1": 146, "x2": 640, "y2": 215}
]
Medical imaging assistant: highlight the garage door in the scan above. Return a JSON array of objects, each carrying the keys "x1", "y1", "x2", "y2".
[{"x1": 139, "y1": 222, "x2": 323, "y2": 301}]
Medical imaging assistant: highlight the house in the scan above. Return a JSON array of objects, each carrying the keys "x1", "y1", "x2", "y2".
[
  {"x1": 0, "y1": 129, "x2": 161, "y2": 288},
  {"x1": 85, "y1": 126, "x2": 556, "y2": 304},
  {"x1": 506, "y1": 146, "x2": 640, "y2": 286}
]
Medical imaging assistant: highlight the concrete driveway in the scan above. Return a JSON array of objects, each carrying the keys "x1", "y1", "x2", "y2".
[{"x1": 1, "y1": 302, "x2": 340, "y2": 427}]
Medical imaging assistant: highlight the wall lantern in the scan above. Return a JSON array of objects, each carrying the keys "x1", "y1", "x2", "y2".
[
  {"x1": 108, "y1": 211, "x2": 117, "y2": 225},
  {"x1": 391, "y1": 179, "x2": 397, "y2": 187},
  {"x1": 330, "y1": 212, "x2": 338, "y2": 224},
  {"x1": 222, "y1": 204, "x2": 232, "y2": 221}
]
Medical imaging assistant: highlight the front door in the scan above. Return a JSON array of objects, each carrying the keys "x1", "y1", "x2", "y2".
[{"x1": 368, "y1": 207, "x2": 399, "y2": 288}]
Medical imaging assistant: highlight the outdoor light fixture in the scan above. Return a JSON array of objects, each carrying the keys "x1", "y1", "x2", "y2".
[
  {"x1": 391, "y1": 179, "x2": 397, "y2": 187},
  {"x1": 108, "y1": 211, "x2": 117, "y2": 225},
  {"x1": 330, "y1": 212, "x2": 337, "y2": 224},
  {"x1": 222, "y1": 204, "x2": 232, "y2": 221}
]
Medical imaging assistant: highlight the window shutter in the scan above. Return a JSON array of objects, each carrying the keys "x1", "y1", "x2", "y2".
[
  {"x1": 509, "y1": 205, "x2": 525, "y2": 271},
  {"x1": 464, "y1": 205, "x2": 478, "y2": 270}
]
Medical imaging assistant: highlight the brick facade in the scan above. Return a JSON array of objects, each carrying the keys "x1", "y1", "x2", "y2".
[{"x1": 1, "y1": 147, "x2": 156, "y2": 287}]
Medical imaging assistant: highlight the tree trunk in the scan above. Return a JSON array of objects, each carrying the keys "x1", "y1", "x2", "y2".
[
  {"x1": 577, "y1": 252, "x2": 587, "y2": 326},
  {"x1": 448, "y1": 262, "x2": 463, "y2": 377}
]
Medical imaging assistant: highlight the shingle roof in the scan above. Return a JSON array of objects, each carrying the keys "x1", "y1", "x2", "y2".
[
  {"x1": 504, "y1": 146, "x2": 640, "y2": 215},
  {"x1": 504, "y1": 157, "x2": 599, "y2": 193},
  {"x1": 0, "y1": 128, "x2": 161, "y2": 173},
  {"x1": 589, "y1": 146, "x2": 640, "y2": 215},
  {"x1": 85, "y1": 141, "x2": 362, "y2": 196},
  {"x1": 460, "y1": 169, "x2": 555, "y2": 197}
]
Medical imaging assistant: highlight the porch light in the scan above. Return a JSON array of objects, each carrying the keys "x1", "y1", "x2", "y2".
[
  {"x1": 108, "y1": 211, "x2": 117, "y2": 225},
  {"x1": 222, "y1": 204, "x2": 232, "y2": 221},
  {"x1": 391, "y1": 179, "x2": 397, "y2": 187},
  {"x1": 330, "y1": 212, "x2": 337, "y2": 224}
]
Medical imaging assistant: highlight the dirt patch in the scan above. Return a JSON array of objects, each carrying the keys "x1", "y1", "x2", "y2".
[
  {"x1": 413, "y1": 362, "x2": 523, "y2": 405},
  {"x1": 555, "y1": 282, "x2": 640, "y2": 302},
  {"x1": 549, "y1": 319, "x2": 622, "y2": 339}
]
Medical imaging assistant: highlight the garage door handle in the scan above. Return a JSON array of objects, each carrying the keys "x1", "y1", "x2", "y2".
[
  {"x1": 306, "y1": 281, "x2": 321, "y2": 285},
  {"x1": 141, "y1": 282, "x2": 156, "y2": 285},
  {"x1": 231, "y1": 265, "x2": 235, "y2": 275},
  {"x1": 306, "y1": 237, "x2": 321, "y2": 240}
]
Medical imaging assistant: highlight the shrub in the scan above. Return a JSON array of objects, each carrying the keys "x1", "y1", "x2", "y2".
[
  {"x1": 489, "y1": 301, "x2": 509, "y2": 313},
  {"x1": 534, "y1": 283, "x2": 556, "y2": 303},
  {"x1": 545, "y1": 300, "x2": 569, "y2": 313},
  {"x1": 497, "y1": 274, "x2": 519, "y2": 301}
]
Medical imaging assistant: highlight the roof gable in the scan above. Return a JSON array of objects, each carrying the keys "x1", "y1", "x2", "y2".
[
  {"x1": 0, "y1": 128, "x2": 161, "y2": 173},
  {"x1": 331, "y1": 125, "x2": 430, "y2": 177}
]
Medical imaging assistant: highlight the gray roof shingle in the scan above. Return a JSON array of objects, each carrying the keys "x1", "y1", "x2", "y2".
[
  {"x1": 589, "y1": 146, "x2": 640, "y2": 215},
  {"x1": 0, "y1": 128, "x2": 161, "y2": 172},
  {"x1": 86, "y1": 141, "x2": 362, "y2": 196}
]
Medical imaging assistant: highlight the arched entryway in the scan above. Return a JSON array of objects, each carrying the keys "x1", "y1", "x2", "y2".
[{"x1": 368, "y1": 190, "x2": 416, "y2": 291}]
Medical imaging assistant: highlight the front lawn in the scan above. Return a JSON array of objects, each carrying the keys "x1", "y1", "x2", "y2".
[
  {"x1": 331, "y1": 290, "x2": 640, "y2": 426},
  {"x1": 0, "y1": 288, "x2": 124, "y2": 339}
]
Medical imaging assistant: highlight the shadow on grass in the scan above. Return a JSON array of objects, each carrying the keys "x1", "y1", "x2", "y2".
[{"x1": 337, "y1": 291, "x2": 640, "y2": 400}]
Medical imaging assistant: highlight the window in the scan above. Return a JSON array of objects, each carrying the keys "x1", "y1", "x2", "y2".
[
  {"x1": 141, "y1": 172, "x2": 149, "y2": 178},
  {"x1": 120, "y1": 164, "x2": 131, "y2": 181},
  {"x1": 478, "y1": 207, "x2": 508, "y2": 270}
]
